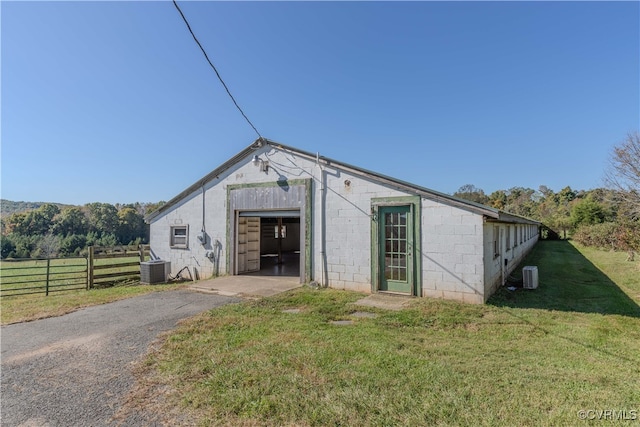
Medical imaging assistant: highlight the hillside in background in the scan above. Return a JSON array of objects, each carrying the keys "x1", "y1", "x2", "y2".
[
  {"x1": 0, "y1": 200, "x2": 71, "y2": 218},
  {"x1": 1, "y1": 200, "x2": 163, "y2": 258}
]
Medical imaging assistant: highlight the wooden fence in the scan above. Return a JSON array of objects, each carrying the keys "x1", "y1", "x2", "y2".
[
  {"x1": 89, "y1": 245, "x2": 150, "y2": 288},
  {"x1": 0, "y1": 244, "x2": 151, "y2": 297}
]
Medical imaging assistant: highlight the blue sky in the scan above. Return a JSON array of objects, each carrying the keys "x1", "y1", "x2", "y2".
[{"x1": 2, "y1": 1, "x2": 639, "y2": 206}]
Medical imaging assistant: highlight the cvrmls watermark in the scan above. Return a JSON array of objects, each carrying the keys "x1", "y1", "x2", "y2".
[{"x1": 577, "y1": 409, "x2": 637, "y2": 421}]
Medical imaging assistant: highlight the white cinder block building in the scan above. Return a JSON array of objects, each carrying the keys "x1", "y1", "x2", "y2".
[{"x1": 146, "y1": 139, "x2": 539, "y2": 303}]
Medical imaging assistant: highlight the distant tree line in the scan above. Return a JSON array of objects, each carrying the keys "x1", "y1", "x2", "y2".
[
  {"x1": 453, "y1": 184, "x2": 638, "y2": 252},
  {"x1": 452, "y1": 133, "x2": 640, "y2": 258},
  {"x1": 0, "y1": 201, "x2": 164, "y2": 259},
  {"x1": 0, "y1": 200, "x2": 70, "y2": 217}
]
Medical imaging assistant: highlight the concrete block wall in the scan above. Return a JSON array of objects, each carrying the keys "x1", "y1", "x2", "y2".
[
  {"x1": 149, "y1": 144, "x2": 539, "y2": 305},
  {"x1": 503, "y1": 223, "x2": 539, "y2": 282},
  {"x1": 313, "y1": 166, "x2": 408, "y2": 292},
  {"x1": 483, "y1": 224, "x2": 501, "y2": 298},
  {"x1": 483, "y1": 223, "x2": 540, "y2": 299},
  {"x1": 149, "y1": 147, "x2": 297, "y2": 280},
  {"x1": 421, "y1": 200, "x2": 485, "y2": 304},
  {"x1": 148, "y1": 175, "x2": 229, "y2": 280},
  {"x1": 149, "y1": 190, "x2": 203, "y2": 277},
  {"x1": 506, "y1": 224, "x2": 539, "y2": 269}
]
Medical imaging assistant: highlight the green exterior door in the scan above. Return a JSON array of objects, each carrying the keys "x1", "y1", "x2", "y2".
[{"x1": 379, "y1": 205, "x2": 414, "y2": 294}]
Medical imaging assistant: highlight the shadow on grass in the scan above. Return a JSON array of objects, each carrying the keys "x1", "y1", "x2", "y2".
[{"x1": 488, "y1": 240, "x2": 640, "y2": 318}]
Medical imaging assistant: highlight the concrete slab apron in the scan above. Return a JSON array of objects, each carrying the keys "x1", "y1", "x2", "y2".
[
  {"x1": 188, "y1": 275, "x2": 301, "y2": 298},
  {"x1": 353, "y1": 293, "x2": 415, "y2": 311}
]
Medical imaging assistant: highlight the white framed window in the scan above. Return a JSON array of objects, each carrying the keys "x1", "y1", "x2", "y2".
[
  {"x1": 506, "y1": 226, "x2": 511, "y2": 250},
  {"x1": 274, "y1": 225, "x2": 287, "y2": 239},
  {"x1": 493, "y1": 226, "x2": 499, "y2": 258},
  {"x1": 170, "y1": 225, "x2": 189, "y2": 248}
]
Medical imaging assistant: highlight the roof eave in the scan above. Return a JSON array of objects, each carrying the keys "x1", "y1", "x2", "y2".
[
  {"x1": 144, "y1": 140, "x2": 263, "y2": 222},
  {"x1": 263, "y1": 139, "x2": 501, "y2": 218},
  {"x1": 485, "y1": 211, "x2": 541, "y2": 225},
  {"x1": 145, "y1": 137, "x2": 538, "y2": 225}
]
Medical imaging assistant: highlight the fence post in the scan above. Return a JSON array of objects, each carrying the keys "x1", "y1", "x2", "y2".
[
  {"x1": 88, "y1": 246, "x2": 94, "y2": 290},
  {"x1": 139, "y1": 244, "x2": 145, "y2": 263},
  {"x1": 45, "y1": 258, "x2": 51, "y2": 296}
]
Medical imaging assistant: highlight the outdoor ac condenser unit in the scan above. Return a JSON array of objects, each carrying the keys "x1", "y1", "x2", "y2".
[
  {"x1": 522, "y1": 266, "x2": 539, "y2": 289},
  {"x1": 140, "y1": 260, "x2": 171, "y2": 284}
]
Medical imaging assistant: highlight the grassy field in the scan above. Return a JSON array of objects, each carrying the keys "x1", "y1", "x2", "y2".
[
  {"x1": 0, "y1": 257, "x2": 89, "y2": 297},
  {"x1": 0, "y1": 255, "x2": 143, "y2": 295},
  {"x1": 491, "y1": 241, "x2": 640, "y2": 316},
  {"x1": 0, "y1": 254, "x2": 146, "y2": 324},
  {"x1": 0, "y1": 282, "x2": 189, "y2": 325},
  {"x1": 127, "y1": 240, "x2": 640, "y2": 426}
]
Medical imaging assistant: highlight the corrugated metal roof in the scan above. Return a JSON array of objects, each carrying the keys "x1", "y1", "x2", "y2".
[{"x1": 145, "y1": 138, "x2": 540, "y2": 225}]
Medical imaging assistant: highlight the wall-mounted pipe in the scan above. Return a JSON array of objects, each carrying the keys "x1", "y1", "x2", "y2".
[
  {"x1": 197, "y1": 185, "x2": 207, "y2": 246},
  {"x1": 201, "y1": 184, "x2": 206, "y2": 233},
  {"x1": 317, "y1": 152, "x2": 327, "y2": 288}
]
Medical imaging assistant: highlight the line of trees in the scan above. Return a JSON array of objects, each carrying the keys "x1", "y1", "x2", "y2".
[
  {"x1": 453, "y1": 132, "x2": 640, "y2": 257},
  {"x1": 0, "y1": 202, "x2": 164, "y2": 259},
  {"x1": 453, "y1": 184, "x2": 638, "y2": 251}
]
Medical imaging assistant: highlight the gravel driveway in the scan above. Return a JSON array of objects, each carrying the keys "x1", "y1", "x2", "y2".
[{"x1": 1, "y1": 290, "x2": 239, "y2": 426}]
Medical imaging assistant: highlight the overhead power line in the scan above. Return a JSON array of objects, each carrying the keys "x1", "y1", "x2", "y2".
[{"x1": 172, "y1": 0, "x2": 263, "y2": 140}]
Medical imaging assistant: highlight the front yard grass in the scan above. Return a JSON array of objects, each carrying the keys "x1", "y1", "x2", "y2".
[{"x1": 133, "y1": 240, "x2": 640, "y2": 426}]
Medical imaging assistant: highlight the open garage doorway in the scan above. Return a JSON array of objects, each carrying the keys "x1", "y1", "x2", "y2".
[
  {"x1": 235, "y1": 211, "x2": 301, "y2": 280},
  {"x1": 259, "y1": 216, "x2": 300, "y2": 277}
]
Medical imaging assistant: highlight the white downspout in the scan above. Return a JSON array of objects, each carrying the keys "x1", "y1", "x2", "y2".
[
  {"x1": 317, "y1": 152, "x2": 327, "y2": 287},
  {"x1": 201, "y1": 184, "x2": 206, "y2": 234},
  {"x1": 500, "y1": 227, "x2": 505, "y2": 287}
]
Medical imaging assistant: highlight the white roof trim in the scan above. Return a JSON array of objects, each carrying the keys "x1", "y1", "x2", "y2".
[{"x1": 145, "y1": 138, "x2": 540, "y2": 226}]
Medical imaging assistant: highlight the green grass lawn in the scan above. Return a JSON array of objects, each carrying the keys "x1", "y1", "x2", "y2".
[
  {"x1": 490, "y1": 241, "x2": 640, "y2": 316},
  {"x1": 130, "y1": 241, "x2": 640, "y2": 426}
]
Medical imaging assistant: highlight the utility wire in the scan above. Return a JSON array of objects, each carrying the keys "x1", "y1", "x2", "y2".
[{"x1": 172, "y1": 0, "x2": 263, "y2": 140}]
